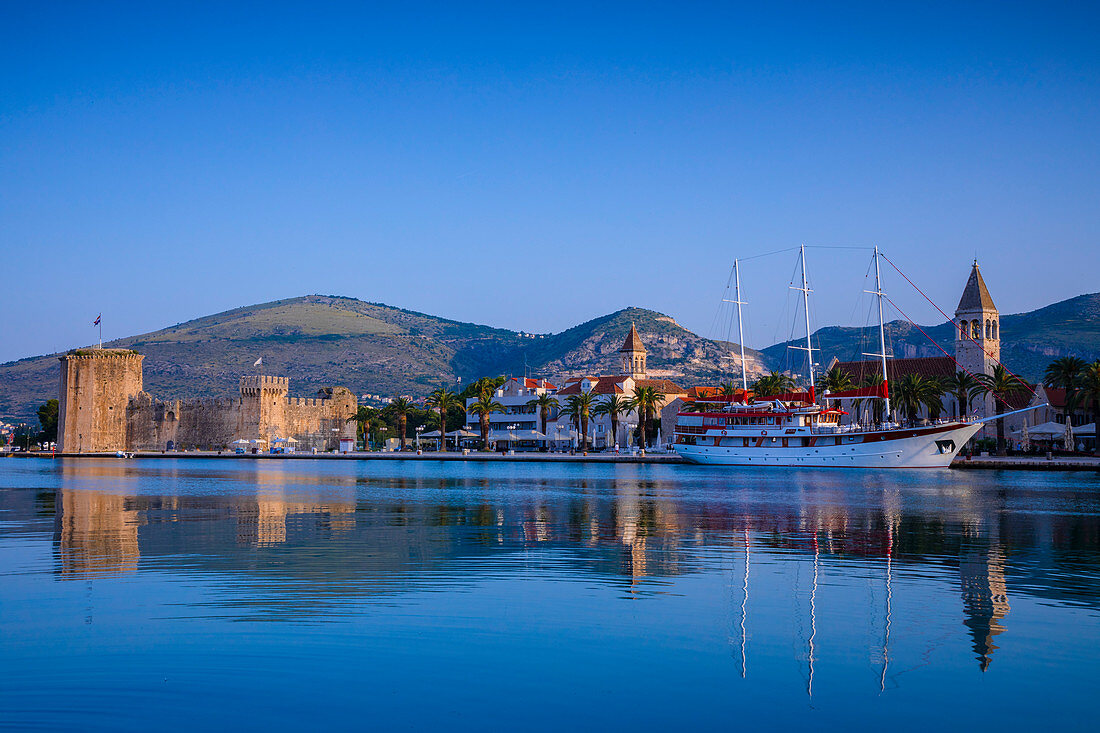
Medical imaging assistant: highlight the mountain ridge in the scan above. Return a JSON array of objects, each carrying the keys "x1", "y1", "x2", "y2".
[
  {"x1": 761, "y1": 292, "x2": 1100, "y2": 381},
  {"x1": 0, "y1": 295, "x2": 767, "y2": 420}
]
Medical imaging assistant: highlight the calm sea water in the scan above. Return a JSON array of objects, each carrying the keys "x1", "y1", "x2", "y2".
[{"x1": 1, "y1": 458, "x2": 1098, "y2": 731}]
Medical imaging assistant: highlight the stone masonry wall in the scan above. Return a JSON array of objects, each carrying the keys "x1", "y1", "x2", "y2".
[{"x1": 58, "y1": 350, "x2": 144, "y2": 453}]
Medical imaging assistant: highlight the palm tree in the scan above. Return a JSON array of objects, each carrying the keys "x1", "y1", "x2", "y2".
[
  {"x1": 944, "y1": 371, "x2": 981, "y2": 420},
  {"x1": 893, "y1": 374, "x2": 940, "y2": 425},
  {"x1": 425, "y1": 388, "x2": 463, "y2": 452},
  {"x1": 630, "y1": 385, "x2": 666, "y2": 449},
  {"x1": 752, "y1": 371, "x2": 795, "y2": 398},
  {"x1": 560, "y1": 392, "x2": 598, "y2": 451},
  {"x1": 466, "y1": 393, "x2": 506, "y2": 450},
  {"x1": 1079, "y1": 361, "x2": 1100, "y2": 457},
  {"x1": 719, "y1": 381, "x2": 738, "y2": 399},
  {"x1": 816, "y1": 366, "x2": 854, "y2": 396},
  {"x1": 594, "y1": 394, "x2": 631, "y2": 448},
  {"x1": 526, "y1": 393, "x2": 560, "y2": 435},
  {"x1": 346, "y1": 406, "x2": 378, "y2": 450},
  {"x1": 386, "y1": 397, "x2": 414, "y2": 449},
  {"x1": 1044, "y1": 356, "x2": 1087, "y2": 428},
  {"x1": 975, "y1": 364, "x2": 1026, "y2": 457},
  {"x1": 924, "y1": 378, "x2": 947, "y2": 421}
]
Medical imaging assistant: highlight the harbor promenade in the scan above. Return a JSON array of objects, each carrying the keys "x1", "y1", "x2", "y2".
[{"x1": 7, "y1": 450, "x2": 1099, "y2": 469}]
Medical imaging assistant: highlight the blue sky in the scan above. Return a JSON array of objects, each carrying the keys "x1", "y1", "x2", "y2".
[{"x1": 2, "y1": 1, "x2": 1098, "y2": 362}]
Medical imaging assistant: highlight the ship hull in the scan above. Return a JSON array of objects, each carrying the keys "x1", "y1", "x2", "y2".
[{"x1": 674, "y1": 422, "x2": 983, "y2": 468}]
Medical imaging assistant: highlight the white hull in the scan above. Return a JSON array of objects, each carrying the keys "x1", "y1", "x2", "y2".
[{"x1": 674, "y1": 422, "x2": 983, "y2": 468}]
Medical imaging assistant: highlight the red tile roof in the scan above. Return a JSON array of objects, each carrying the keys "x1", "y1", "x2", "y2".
[
  {"x1": 635, "y1": 378, "x2": 686, "y2": 395},
  {"x1": 833, "y1": 356, "x2": 956, "y2": 382},
  {"x1": 510, "y1": 377, "x2": 555, "y2": 390}
]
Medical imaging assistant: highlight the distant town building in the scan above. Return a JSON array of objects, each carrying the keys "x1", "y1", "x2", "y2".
[{"x1": 552, "y1": 326, "x2": 686, "y2": 449}]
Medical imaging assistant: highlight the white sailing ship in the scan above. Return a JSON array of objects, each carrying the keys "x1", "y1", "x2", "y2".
[{"x1": 673, "y1": 246, "x2": 1032, "y2": 468}]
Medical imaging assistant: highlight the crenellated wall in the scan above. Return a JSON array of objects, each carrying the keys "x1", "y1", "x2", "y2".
[{"x1": 120, "y1": 372, "x2": 355, "y2": 452}]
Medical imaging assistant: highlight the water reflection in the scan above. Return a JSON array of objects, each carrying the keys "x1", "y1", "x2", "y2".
[{"x1": 10, "y1": 460, "x2": 1100, "y2": 681}]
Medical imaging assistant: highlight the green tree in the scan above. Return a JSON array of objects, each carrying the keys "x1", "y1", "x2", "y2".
[
  {"x1": 384, "y1": 397, "x2": 414, "y2": 449},
  {"x1": 815, "y1": 367, "x2": 854, "y2": 396},
  {"x1": 1044, "y1": 356, "x2": 1087, "y2": 428},
  {"x1": 1079, "y1": 361, "x2": 1100, "y2": 457},
  {"x1": 944, "y1": 371, "x2": 982, "y2": 420},
  {"x1": 975, "y1": 365, "x2": 1027, "y2": 456},
  {"x1": 346, "y1": 406, "x2": 378, "y2": 450},
  {"x1": 525, "y1": 393, "x2": 560, "y2": 436},
  {"x1": 858, "y1": 373, "x2": 886, "y2": 426},
  {"x1": 751, "y1": 371, "x2": 795, "y2": 398},
  {"x1": 630, "y1": 385, "x2": 666, "y2": 449},
  {"x1": 462, "y1": 376, "x2": 506, "y2": 400},
  {"x1": 893, "y1": 374, "x2": 943, "y2": 425},
  {"x1": 467, "y1": 393, "x2": 506, "y2": 450},
  {"x1": 560, "y1": 392, "x2": 598, "y2": 451},
  {"x1": 426, "y1": 388, "x2": 464, "y2": 452},
  {"x1": 719, "y1": 381, "x2": 738, "y2": 398},
  {"x1": 594, "y1": 394, "x2": 631, "y2": 448},
  {"x1": 37, "y1": 399, "x2": 59, "y2": 443}
]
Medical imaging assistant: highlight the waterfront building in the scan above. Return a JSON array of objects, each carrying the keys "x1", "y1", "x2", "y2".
[
  {"x1": 464, "y1": 377, "x2": 558, "y2": 448},
  {"x1": 551, "y1": 325, "x2": 685, "y2": 449}
]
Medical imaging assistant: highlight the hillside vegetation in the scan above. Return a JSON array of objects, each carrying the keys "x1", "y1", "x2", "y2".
[{"x1": 0, "y1": 296, "x2": 765, "y2": 420}]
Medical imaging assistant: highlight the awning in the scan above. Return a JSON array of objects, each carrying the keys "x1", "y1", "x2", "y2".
[
  {"x1": 488, "y1": 429, "x2": 548, "y2": 441},
  {"x1": 823, "y1": 383, "x2": 889, "y2": 400}
]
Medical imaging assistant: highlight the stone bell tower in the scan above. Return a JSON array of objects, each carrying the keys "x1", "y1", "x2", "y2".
[
  {"x1": 620, "y1": 323, "x2": 647, "y2": 379},
  {"x1": 954, "y1": 260, "x2": 1000, "y2": 379}
]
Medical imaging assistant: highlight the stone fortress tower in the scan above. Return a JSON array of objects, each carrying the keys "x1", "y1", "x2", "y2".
[
  {"x1": 620, "y1": 323, "x2": 648, "y2": 379},
  {"x1": 238, "y1": 375, "x2": 291, "y2": 443},
  {"x1": 57, "y1": 349, "x2": 145, "y2": 453}
]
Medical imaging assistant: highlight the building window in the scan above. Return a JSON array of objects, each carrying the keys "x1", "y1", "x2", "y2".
[
  {"x1": 971, "y1": 321, "x2": 981, "y2": 339},
  {"x1": 991, "y1": 320, "x2": 997, "y2": 339}
]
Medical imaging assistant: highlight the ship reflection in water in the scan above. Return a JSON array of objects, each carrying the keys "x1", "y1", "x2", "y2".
[{"x1": 2, "y1": 459, "x2": 1098, "y2": 730}]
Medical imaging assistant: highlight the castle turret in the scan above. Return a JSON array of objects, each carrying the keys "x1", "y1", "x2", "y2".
[
  {"x1": 57, "y1": 349, "x2": 144, "y2": 453},
  {"x1": 238, "y1": 375, "x2": 289, "y2": 443},
  {"x1": 620, "y1": 323, "x2": 647, "y2": 379}
]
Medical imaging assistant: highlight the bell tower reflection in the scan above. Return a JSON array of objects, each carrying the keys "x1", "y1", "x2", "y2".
[{"x1": 960, "y1": 542, "x2": 1011, "y2": 671}]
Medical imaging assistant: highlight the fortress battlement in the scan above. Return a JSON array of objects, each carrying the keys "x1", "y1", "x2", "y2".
[
  {"x1": 239, "y1": 375, "x2": 290, "y2": 394},
  {"x1": 62, "y1": 348, "x2": 144, "y2": 361},
  {"x1": 289, "y1": 397, "x2": 322, "y2": 408}
]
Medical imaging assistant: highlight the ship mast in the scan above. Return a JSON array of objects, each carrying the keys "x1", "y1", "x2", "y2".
[
  {"x1": 793, "y1": 245, "x2": 816, "y2": 400},
  {"x1": 873, "y1": 246, "x2": 891, "y2": 418},
  {"x1": 735, "y1": 260, "x2": 748, "y2": 392},
  {"x1": 723, "y1": 260, "x2": 750, "y2": 393}
]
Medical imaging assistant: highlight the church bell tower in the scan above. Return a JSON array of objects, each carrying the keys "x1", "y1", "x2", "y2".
[
  {"x1": 619, "y1": 323, "x2": 647, "y2": 379},
  {"x1": 954, "y1": 260, "x2": 1000, "y2": 379}
]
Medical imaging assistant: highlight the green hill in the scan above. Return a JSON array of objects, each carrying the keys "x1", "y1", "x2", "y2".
[
  {"x1": 0, "y1": 296, "x2": 766, "y2": 421},
  {"x1": 761, "y1": 293, "x2": 1100, "y2": 382}
]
